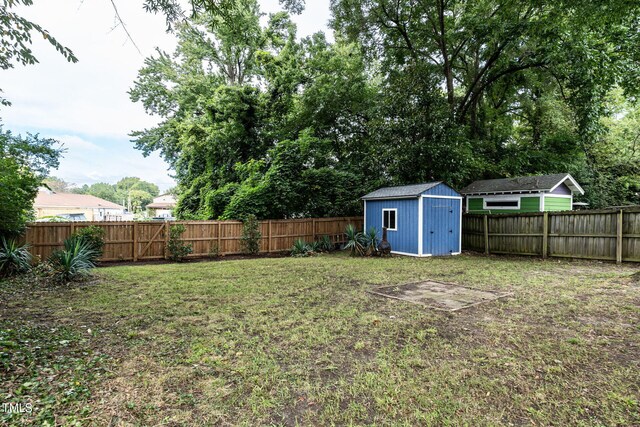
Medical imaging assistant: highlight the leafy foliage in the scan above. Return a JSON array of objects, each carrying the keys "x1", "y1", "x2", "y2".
[
  {"x1": 167, "y1": 224, "x2": 193, "y2": 262},
  {"x1": 290, "y1": 239, "x2": 312, "y2": 257},
  {"x1": 343, "y1": 225, "x2": 365, "y2": 257},
  {"x1": 0, "y1": 126, "x2": 62, "y2": 236},
  {"x1": 73, "y1": 177, "x2": 160, "y2": 212},
  {"x1": 0, "y1": 0, "x2": 77, "y2": 105},
  {"x1": 48, "y1": 236, "x2": 97, "y2": 283},
  {"x1": 363, "y1": 227, "x2": 380, "y2": 256},
  {"x1": 0, "y1": 237, "x2": 32, "y2": 277},
  {"x1": 134, "y1": 0, "x2": 640, "y2": 213},
  {"x1": 71, "y1": 226, "x2": 106, "y2": 260},
  {"x1": 317, "y1": 235, "x2": 334, "y2": 252},
  {"x1": 240, "y1": 214, "x2": 261, "y2": 254}
]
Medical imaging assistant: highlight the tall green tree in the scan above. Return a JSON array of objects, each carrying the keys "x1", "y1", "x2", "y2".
[
  {"x1": 0, "y1": 127, "x2": 62, "y2": 235},
  {"x1": 331, "y1": 0, "x2": 640, "y2": 204},
  {"x1": 131, "y1": 3, "x2": 379, "y2": 219}
]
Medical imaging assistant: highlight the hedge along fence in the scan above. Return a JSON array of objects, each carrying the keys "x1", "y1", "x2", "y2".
[
  {"x1": 22, "y1": 217, "x2": 364, "y2": 262},
  {"x1": 462, "y1": 208, "x2": 640, "y2": 263}
]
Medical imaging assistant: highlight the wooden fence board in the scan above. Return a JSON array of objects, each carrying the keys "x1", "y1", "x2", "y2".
[
  {"x1": 463, "y1": 208, "x2": 640, "y2": 263},
  {"x1": 22, "y1": 217, "x2": 363, "y2": 262}
]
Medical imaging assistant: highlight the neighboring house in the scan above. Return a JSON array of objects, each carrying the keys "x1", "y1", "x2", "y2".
[
  {"x1": 460, "y1": 173, "x2": 584, "y2": 214},
  {"x1": 33, "y1": 190, "x2": 127, "y2": 221},
  {"x1": 146, "y1": 194, "x2": 176, "y2": 219},
  {"x1": 362, "y1": 182, "x2": 462, "y2": 257}
]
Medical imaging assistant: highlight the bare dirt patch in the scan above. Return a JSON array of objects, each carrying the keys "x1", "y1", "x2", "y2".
[{"x1": 369, "y1": 280, "x2": 512, "y2": 311}]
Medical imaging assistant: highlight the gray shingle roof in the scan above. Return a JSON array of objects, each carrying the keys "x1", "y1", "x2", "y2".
[
  {"x1": 460, "y1": 173, "x2": 583, "y2": 195},
  {"x1": 362, "y1": 182, "x2": 441, "y2": 200}
]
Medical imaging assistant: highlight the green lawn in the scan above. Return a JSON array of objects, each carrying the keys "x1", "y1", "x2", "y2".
[{"x1": 1, "y1": 253, "x2": 639, "y2": 426}]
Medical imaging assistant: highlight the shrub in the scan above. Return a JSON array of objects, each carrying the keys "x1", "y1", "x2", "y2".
[
  {"x1": 0, "y1": 237, "x2": 32, "y2": 277},
  {"x1": 363, "y1": 226, "x2": 380, "y2": 256},
  {"x1": 48, "y1": 236, "x2": 97, "y2": 282},
  {"x1": 167, "y1": 224, "x2": 193, "y2": 262},
  {"x1": 208, "y1": 242, "x2": 220, "y2": 258},
  {"x1": 71, "y1": 225, "x2": 105, "y2": 260},
  {"x1": 291, "y1": 239, "x2": 312, "y2": 257},
  {"x1": 317, "y1": 235, "x2": 334, "y2": 252},
  {"x1": 343, "y1": 224, "x2": 365, "y2": 256},
  {"x1": 240, "y1": 214, "x2": 262, "y2": 255}
]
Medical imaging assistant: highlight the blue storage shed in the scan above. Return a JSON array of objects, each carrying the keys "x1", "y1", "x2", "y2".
[{"x1": 362, "y1": 182, "x2": 462, "y2": 257}]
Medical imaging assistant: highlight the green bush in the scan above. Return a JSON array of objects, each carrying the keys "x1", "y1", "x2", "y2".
[
  {"x1": 343, "y1": 224, "x2": 365, "y2": 256},
  {"x1": 240, "y1": 214, "x2": 262, "y2": 254},
  {"x1": 0, "y1": 237, "x2": 32, "y2": 277},
  {"x1": 317, "y1": 235, "x2": 334, "y2": 252},
  {"x1": 71, "y1": 225, "x2": 105, "y2": 260},
  {"x1": 363, "y1": 226, "x2": 379, "y2": 255},
  {"x1": 48, "y1": 236, "x2": 97, "y2": 283},
  {"x1": 167, "y1": 224, "x2": 193, "y2": 262},
  {"x1": 291, "y1": 239, "x2": 312, "y2": 257}
]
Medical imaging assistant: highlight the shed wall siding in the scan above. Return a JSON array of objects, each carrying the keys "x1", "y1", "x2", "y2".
[
  {"x1": 544, "y1": 196, "x2": 572, "y2": 211},
  {"x1": 365, "y1": 199, "x2": 419, "y2": 254},
  {"x1": 550, "y1": 183, "x2": 572, "y2": 195},
  {"x1": 467, "y1": 196, "x2": 541, "y2": 213},
  {"x1": 423, "y1": 197, "x2": 461, "y2": 255},
  {"x1": 425, "y1": 184, "x2": 460, "y2": 197}
]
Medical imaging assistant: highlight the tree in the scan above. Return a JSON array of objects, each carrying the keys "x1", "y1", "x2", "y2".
[
  {"x1": 331, "y1": 0, "x2": 640, "y2": 204},
  {"x1": 72, "y1": 178, "x2": 160, "y2": 210},
  {"x1": 0, "y1": 126, "x2": 62, "y2": 235},
  {"x1": 131, "y1": 3, "x2": 379, "y2": 220},
  {"x1": 0, "y1": 0, "x2": 77, "y2": 105},
  {"x1": 43, "y1": 176, "x2": 74, "y2": 193}
]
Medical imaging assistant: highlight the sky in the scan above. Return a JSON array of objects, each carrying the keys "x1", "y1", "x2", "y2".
[{"x1": 1, "y1": 0, "x2": 332, "y2": 192}]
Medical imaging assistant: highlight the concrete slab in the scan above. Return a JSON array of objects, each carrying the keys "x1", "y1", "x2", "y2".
[{"x1": 369, "y1": 280, "x2": 512, "y2": 311}]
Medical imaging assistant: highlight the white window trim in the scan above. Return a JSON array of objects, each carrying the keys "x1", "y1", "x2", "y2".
[
  {"x1": 382, "y1": 208, "x2": 397, "y2": 231},
  {"x1": 483, "y1": 197, "x2": 521, "y2": 210}
]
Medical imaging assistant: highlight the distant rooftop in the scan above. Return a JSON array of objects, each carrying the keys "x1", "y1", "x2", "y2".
[
  {"x1": 34, "y1": 191, "x2": 124, "y2": 210},
  {"x1": 362, "y1": 182, "x2": 441, "y2": 200},
  {"x1": 460, "y1": 174, "x2": 584, "y2": 195}
]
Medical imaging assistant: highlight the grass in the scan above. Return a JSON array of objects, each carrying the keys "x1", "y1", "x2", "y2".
[{"x1": 1, "y1": 253, "x2": 638, "y2": 426}]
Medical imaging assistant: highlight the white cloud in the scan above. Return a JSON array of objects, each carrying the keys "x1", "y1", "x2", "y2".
[{"x1": 57, "y1": 135, "x2": 103, "y2": 151}]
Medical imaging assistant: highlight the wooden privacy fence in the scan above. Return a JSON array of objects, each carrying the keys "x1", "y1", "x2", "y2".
[
  {"x1": 462, "y1": 208, "x2": 640, "y2": 263},
  {"x1": 22, "y1": 217, "x2": 363, "y2": 262}
]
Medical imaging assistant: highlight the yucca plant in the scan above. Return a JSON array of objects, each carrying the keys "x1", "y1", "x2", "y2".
[
  {"x1": 363, "y1": 226, "x2": 380, "y2": 256},
  {"x1": 48, "y1": 236, "x2": 98, "y2": 283},
  {"x1": 317, "y1": 235, "x2": 334, "y2": 252},
  {"x1": 0, "y1": 237, "x2": 32, "y2": 277},
  {"x1": 291, "y1": 239, "x2": 311, "y2": 257},
  {"x1": 343, "y1": 224, "x2": 365, "y2": 256}
]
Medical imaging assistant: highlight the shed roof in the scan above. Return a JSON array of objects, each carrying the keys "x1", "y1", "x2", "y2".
[
  {"x1": 460, "y1": 174, "x2": 584, "y2": 196},
  {"x1": 34, "y1": 191, "x2": 124, "y2": 210},
  {"x1": 362, "y1": 182, "x2": 442, "y2": 200}
]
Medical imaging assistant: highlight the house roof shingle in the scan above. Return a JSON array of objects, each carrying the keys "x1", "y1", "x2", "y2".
[
  {"x1": 459, "y1": 173, "x2": 584, "y2": 195},
  {"x1": 34, "y1": 191, "x2": 124, "y2": 210},
  {"x1": 362, "y1": 182, "x2": 442, "y2": 200}
]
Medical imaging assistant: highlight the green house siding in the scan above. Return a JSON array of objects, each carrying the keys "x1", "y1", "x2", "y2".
[
  {"x1": 467, "y1": 196, "x2": 541, "y2": 213},
  {"x1": 468, "y1": 198, "x2": 485, "y2": 211},
  {"x1": 520, "y1": 197, "x2": 541, "y2": 212},
  {"x1": 544, "y1": 196, "x2": 571, "y2": 211}
]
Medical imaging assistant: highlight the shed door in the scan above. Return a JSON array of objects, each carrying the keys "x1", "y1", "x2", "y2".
[{"x1": 423, "y1": 198, "x2": 461, "y2": 256}]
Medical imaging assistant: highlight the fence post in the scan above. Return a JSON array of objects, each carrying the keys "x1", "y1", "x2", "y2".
[
  {"x1": 268, "y1": 220, "x2": 272, "y2": 253},
  {"x1": 133, "y1": 222, "x2": 138, "y2": 262},
  {"x1": 217, "y1": 222, "x2": 222, "y2": 255},
  {"x1": 542, "y1": 212, "x2": 549, "y2": 259},
  {"x1": 69, "y1": 222, "x2": 75, "y2": 237},
  {"x1": 483, "y1": 215, "x2": 489, "y2": 255},
  {"x1": 616, "y1": 209, "x2": 623, "y2": 264},
  {"x1": 312, "y1": 218, "x2": 316, "y2": 241},
  {"x1": 164, "y1": 221, "x2": 170, "y2": 260}
]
